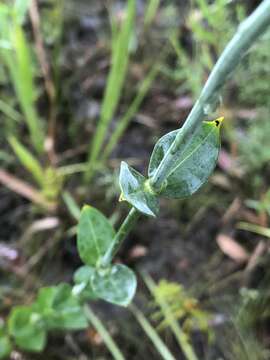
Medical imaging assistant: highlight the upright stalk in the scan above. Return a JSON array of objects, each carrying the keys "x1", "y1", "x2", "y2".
[
  {"x1": 112, "y1": 0, "x2": 270, "y2": 254},
  {"x1": 143, "y1": 274, "x2": 199, "y2": 360},
  {"x1": 84, "y1": 305, "x2": 125, "y2": 360},
  {"x1": 103, "y1": 207, "x2": 140, "y2": 265}
]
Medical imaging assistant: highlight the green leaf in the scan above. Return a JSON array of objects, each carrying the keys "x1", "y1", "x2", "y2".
[
  {"x1": 1, "y1": 18, "x2": 44, "y2": 153},
  {"x1": 91, "y1": 264, "x2": 137, "y2": 306},
  {"x1": 77, "y1": 205, "x2": 115, "y2": 267},
  {"x1": 34, "y1": 284, "x2": 88, "y2": 331},
  {"x1": 51, "y1": 284, "x2": 88, "y2": 330},
  {"x1": 0, "y1": 336, "x2": 12, "y2": 359},
  {"x1": 119, "y1": 161, "x2": 159, "y2": 217},
  {"x1": 8, "y1": 305, "x2": 47, "y2": 352},
  {"x1": 148, "y1": 118, "x2": 223, "y2": 199},
  {"x1": 35, "y1": 287, "x2": 57, "y2": 311},
  {"x1": 13, "y1": 0, "x2": 31, "y2": 24},
  {"x1": 73, "y1": 265, "x2": 98, "y2": 301},
  {"x1": 8, "y1": 135, "x2": 44, "y2": 187}
]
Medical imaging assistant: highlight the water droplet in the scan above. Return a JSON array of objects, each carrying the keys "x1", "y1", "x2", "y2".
[
  {"x1": 203, "y1": 103, "x2": 212, "y2": 115},
  {"x1": 203, "y1": 94, "x2": 221, "y2": 116}
]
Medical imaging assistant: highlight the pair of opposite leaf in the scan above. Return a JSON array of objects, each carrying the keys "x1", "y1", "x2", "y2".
[
  {"x1": 119, "y1": 118, "x2": 224, "y2": 217},
  {"x1": 77, "y1": 205, "x2": 137, "y2": 307},
  {"x1": 76, "y1": 118, "x2": 223, "y2": 307}
]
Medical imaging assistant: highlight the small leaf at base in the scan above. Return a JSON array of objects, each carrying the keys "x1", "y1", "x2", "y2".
[{"x1": 91, "y1": 264, "x2": 137, "y2": 306}]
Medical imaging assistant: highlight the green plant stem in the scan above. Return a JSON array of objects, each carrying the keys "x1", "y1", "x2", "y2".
[
  {"x1": 150, "y1": 0, "x2": 270, "y2": 191},
  {"x1": 237, "y1": 222, "x2": 270, "y2": 238},
  {"x1": 83, "y1": 305, "x2": 125, "y2": 360},
  {"x1": 143, "y1": 274, "x2": 199, "y2": 360},
  {"x1": 110, "y1": 0, "x2": 270, "y2": 259},
  {"x1": 130, "y1": 304, "x2": 176, "y2": 360},
  {"x1": 102, "y1": 207, "x2": 140, "y2": 266}
]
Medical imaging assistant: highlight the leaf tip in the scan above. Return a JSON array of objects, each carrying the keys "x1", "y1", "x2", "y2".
[
  {"x1": 119, "y1": 192, "x2": 126, "y2": 202},
  {"x1": 214, "y1": 116, "x2": 224, "y2": 128},
  {"x1": 81, "y1": 204, "x2": 91, "y2": 212}
]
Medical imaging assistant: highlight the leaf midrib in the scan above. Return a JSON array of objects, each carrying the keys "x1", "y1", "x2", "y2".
[
  {"x1": 168, "y1": 125, "x2": 217, "y2": 178},
  {"x1": 86, "y1": 216, "x2": 101, "y2": 260}
]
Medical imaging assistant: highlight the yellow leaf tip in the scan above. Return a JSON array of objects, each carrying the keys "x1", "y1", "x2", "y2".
[
  {"x1": 119, "y1": 193, "x2": 126, "y2": 202},
  {"x1": 214, "y1": 116, "x2": 224, "y2": 128}
]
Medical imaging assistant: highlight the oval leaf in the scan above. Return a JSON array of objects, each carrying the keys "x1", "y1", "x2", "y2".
[
  {"x1": 119, "y1": 161, "x2": 159, "y2": 217},
  {"x1": 77, "y1": 205, "x2": 115, "y2": 266},
  {"x1": 148, "y1": 118, "x2": 223, "y2": 198},
  {"x1": 91, "y1": 264, "x2": 137, "y2": 306}
]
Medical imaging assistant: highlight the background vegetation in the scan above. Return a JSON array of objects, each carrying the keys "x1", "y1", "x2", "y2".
[{"x1": 0, "y1": 0, "x2": 270, "y2": 359}]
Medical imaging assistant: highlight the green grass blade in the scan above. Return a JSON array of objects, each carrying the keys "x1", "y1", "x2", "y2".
[
  {"x1": 62, "y1": 191, "x2": 80, "y2": 221},
  {"x1": 130, "y1": 304, "x2": 176, "y2": 360},
  {"x1": 8, "y1": 136, "x2": 44, "y2": 187},
  {"x1": 85, "y1": 0, "x2": 135, "y2": 181},
  {"x1": 0, "y1": 98, "x2": 22, "y2": 123},
  {"x1": 237, "y1": 222, "x2": 270, "y2": 238},
  {"x1": 144, "y1": 0, "x2": 161, "y2": 26},
  {"x1": 11, "y1": 24, "x2": 45, "y2": 153},
  {"x1": 143, "y1": 274, "x2": 199, "y2": 360},
  {"x1": 13, "y1": 0, "x2": 31, "y2": 24},
  {"x1": 101, "y1": 64, "x2": 159, "y2": 162},
  {"x1": 83, "y1": 305, "x2": 125, "y2": 360},
  {"x1": 0, "y1": 7, "x2": 45, "y2": 153},
  {"x1": 57, "y1": 163, "x2": 88, "y2": 177}
]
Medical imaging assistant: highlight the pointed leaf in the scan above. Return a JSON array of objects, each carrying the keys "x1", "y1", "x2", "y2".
[
  {"x1": 119, "y1": 161, "x2": 159, "y2": 217},
  {"x1": 77, "y1": 205, "x2": 115, "y2": 266},
  {"x1": 8, "y1": 306, "x2": 47, "y2": 352},
  {"x1": 91, "y1": 264, "x2": 137, "y2": 306},
  {"x1": 148, "y1": 118, "x2": 223, "y2": 198}
]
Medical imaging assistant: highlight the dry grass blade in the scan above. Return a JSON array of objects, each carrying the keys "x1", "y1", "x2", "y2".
[
  {"x1": 216, "y1": 234, "x2": 250, "y2": 263},
  {"x1": 0, "y1": 169, "x2": 56, "y2": 211}
]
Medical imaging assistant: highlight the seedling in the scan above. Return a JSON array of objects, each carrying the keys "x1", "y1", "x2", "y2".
[{"x1": 1, "y1": 1, "x2": 270, "y2": 358}]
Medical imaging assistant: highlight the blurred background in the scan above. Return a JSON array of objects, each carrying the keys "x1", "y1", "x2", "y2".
[{"x1": 1, "y1": 0, "x2": 270, "y2": 359}]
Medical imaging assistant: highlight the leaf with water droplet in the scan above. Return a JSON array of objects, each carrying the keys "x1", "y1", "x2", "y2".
[
  {"x1": 148, "y1": 118, "x2": 223, "y2": 199},
  {"x1": 119, "y1": 161, "x2": 159, "y2": 217},
  {"x1": 91, "y1": 264, "x2": 137, "y2": 306}
]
